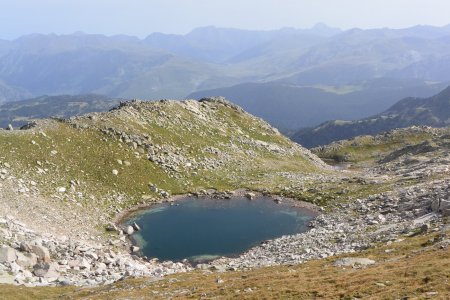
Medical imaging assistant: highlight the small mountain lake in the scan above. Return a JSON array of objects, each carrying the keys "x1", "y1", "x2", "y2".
[{"x1": 124, "y1": 196, "x2": 316, "y2": 263}]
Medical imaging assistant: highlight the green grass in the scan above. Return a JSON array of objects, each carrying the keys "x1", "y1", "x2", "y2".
[
  {"x1": 0, "y1": 100, "x2": 322, "y2": 216},
  {"x1": 313, "y1": 130, "x2": 436, "y2": 167},
  {"x1": 0, "y1": 124, "x2": 176, "y2": 203}
]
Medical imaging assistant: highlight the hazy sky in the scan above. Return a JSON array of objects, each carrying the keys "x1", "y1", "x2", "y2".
[{"x1": 1, "y1": 0, "x2": 449, "y2": 39}]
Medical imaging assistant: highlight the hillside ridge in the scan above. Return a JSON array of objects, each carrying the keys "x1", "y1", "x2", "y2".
[{"x1": 293, "y1": 85, "x2": 450, "y2": 147}]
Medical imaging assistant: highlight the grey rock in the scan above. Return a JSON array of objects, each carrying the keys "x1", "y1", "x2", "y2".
[
  {"x1": 216, "y1": 278, "x2": 224, "y2": 284},
  {"x1": 126, "y1": 225, "x2": 134, "y2": 235},
  {"x1": 0, "y1": 228, "x2": 11, "y2": 237},
  {"x1": 245, "y1": 192, "x2": 255, "y2": 200},
  {"x1": 149, "y1": 184, "x2": 158, "y2": 193},
  {"x1": 106, "y1": 223, "x2": 118, "y2": 232},
  {"x1": 0, "y1": 273, "x2": 15, "y2": 284},
  {"x1": 10, "y1": 261, "x2": 22, "y2": 273},
  {"x1": 0, "y1": 246, "x2": 16, "y2": 263},
  {"x1": 56, "y1": 187, "x2": 66, "y2": 193},
  {"x1": 16, "y1": 252, "x2": 37, "y2": 268},
  {"x1": 334, "y1": 257, "x2": 376, "y2": 267},
  {"x1": 30, "y1": 245, "x2": 51, "y2": 263},
  {"x1": 85, "y1": 252, "x2": 98, "y2": 261},
  {"x1": 79, "y1": 258, "x2": 91, "y2": 270},
  {"x1": 33, "y1": 262, "x2": 60, "y2": 278},
  {"x1": 58, "y1": 278, "x2": 71, "y2": 286},
  {"x1": 19, "y1": 241, "x2": 32, "y2": 252},
  {"x1": 132, "y1": 222, "x2": 141, "y2": 231}
]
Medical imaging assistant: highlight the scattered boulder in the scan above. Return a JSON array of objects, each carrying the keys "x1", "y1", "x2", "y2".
[
  {"x1": 160, "y1": 190, "x2": 170, "y2": 198},
  {"x1": 16, "y1": 252, "x2": 37, "y2": 268},
  {"x1": 149, "y1": 184, "x2": 158, "y2": 193},
  {"x1": 432, "y1": 199, "x2": 450, "y2": 216},
  {"x1": 0, "y1": 246, "x2": 16, "y2": 263},
  {"x1": 334, "y1": 257, "x2": 376, "y2": 267},
  {"x1": 0, "y1": 228, "x2": 11, "y2": 237},
  {"x1": 245, "y1": 192, "x2": 255, "y2": 200},
  {"x1": 78, "y1": 258, "x2": 91, "y2": 270},
  {"x1": 85, "y1": 252, "x2": 98, "y2": 261},
  {"x1": 33, "y1": 262, "x2": 60, "y2": 278},
  {"x1": 30, "y1": 245, "x2": 51, "y2": 263},
  {"x1": 106, "y1": 223, "x2": 119, "y2": 232},
  {"x1": 126, "y1": 225, "x2": 134, "y2": 235},
  {"x1": 0, "y1": 273, "x2": 15, "y2": 284},
  {"x1": 132, "y1": 222, "x2": 141, "y2": 231},
  {"x1": 56, "y1": 187, "x2": 66, "y2": 193},
  {"x1": 216, "y1": 278, "x2": 224, "y2": 284}
]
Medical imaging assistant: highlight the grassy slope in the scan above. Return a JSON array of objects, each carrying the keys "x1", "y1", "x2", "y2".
[
  {"x1": 312, "y1": 127, "x2": 442, "y2": 168},
  {"x1": 0, "y1": 100, "x2": 414, "y2": 225},
  {"x1": 0, "y1": 99, "x2": 319, "y2": 217}
]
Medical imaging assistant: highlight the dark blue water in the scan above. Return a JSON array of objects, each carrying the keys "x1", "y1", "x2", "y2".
[{"x1": 125, "y1": 196, "x2": 316, "y2": 262}]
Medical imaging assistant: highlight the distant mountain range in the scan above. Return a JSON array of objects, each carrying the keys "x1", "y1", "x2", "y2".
[
  {"x1": 293, "y1": 85, "x2": 450, "y2": 148},
  {"x1": 0, "y1": 94, "x2": 123, "y2": 128},
  {"x1": 188, "y1": 79, "x2": 447, "y2": 131},
  {"x1": 2, "y1": 24, "x2": 450, "y2": 129},
  {"x1": 0, "y1": 25, "x2": 339, "y2": 103},
  {"x1": 0, "y1": 79, "x2": 32, "y2": 103}
]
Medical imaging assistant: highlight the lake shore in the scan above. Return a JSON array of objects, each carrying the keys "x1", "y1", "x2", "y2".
[
  {"x1": 115, "y1": 189, "x2": 322, "y2": 227},
  {"x1": 117, "y1": 192, "x2": 320, "y2": 264}
]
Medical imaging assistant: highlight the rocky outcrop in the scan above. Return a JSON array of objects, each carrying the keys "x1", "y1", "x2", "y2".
[
  {"x1": 0, "y1": 215, "x2": 192, "y2": 286},
  {"x1": 66, "y1": 98, "x2": 329, "y2": 179}
]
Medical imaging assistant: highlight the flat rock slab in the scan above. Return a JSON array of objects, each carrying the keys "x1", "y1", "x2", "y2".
[
  {"x1": 0, "y1": 246, "x2": 16, "y2": 263},
  {"x1": 334, "y1": 257, "x2": 376, "y2": 267},
  {"x1": 0, "y1": 272, "x2": 15, "y2": 284}
]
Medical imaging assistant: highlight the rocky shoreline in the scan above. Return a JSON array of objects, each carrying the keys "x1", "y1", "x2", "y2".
[
  {"x1": 0, "y1": 215, "x2": 193, "y2": 287},
  {"x1": 1, "y1": 177, "x2": 448, "y2": 287},
  {"x1": 0, "y1": 188, "x2": 319, "y2": 287},
  {"x1": 208, "y1": 179, "x2": 450, "y2": 270},
  {"x1": 115, "y1": 189, "x2": 321, "y2": 225},
  {"x1": 116, "y1": 190, "x2": 321, "y2": 262}
]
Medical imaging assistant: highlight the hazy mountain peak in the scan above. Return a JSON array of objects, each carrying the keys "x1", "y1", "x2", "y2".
[
  {"x1": 312, "y1": 22, "x2": 330, "y2": 29},
  {"x1": 293, "y1": 85, "x2": 450, "y2": 147},
  {"x1": 426, "y1": 84, "x2": 450, "y2": 98},
  {"x1": 72, "y1": 31, "x2": 87, "y2": 36},
  {"x1": 306, "y1": 23, "x2": 342, "y2": 37}
]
